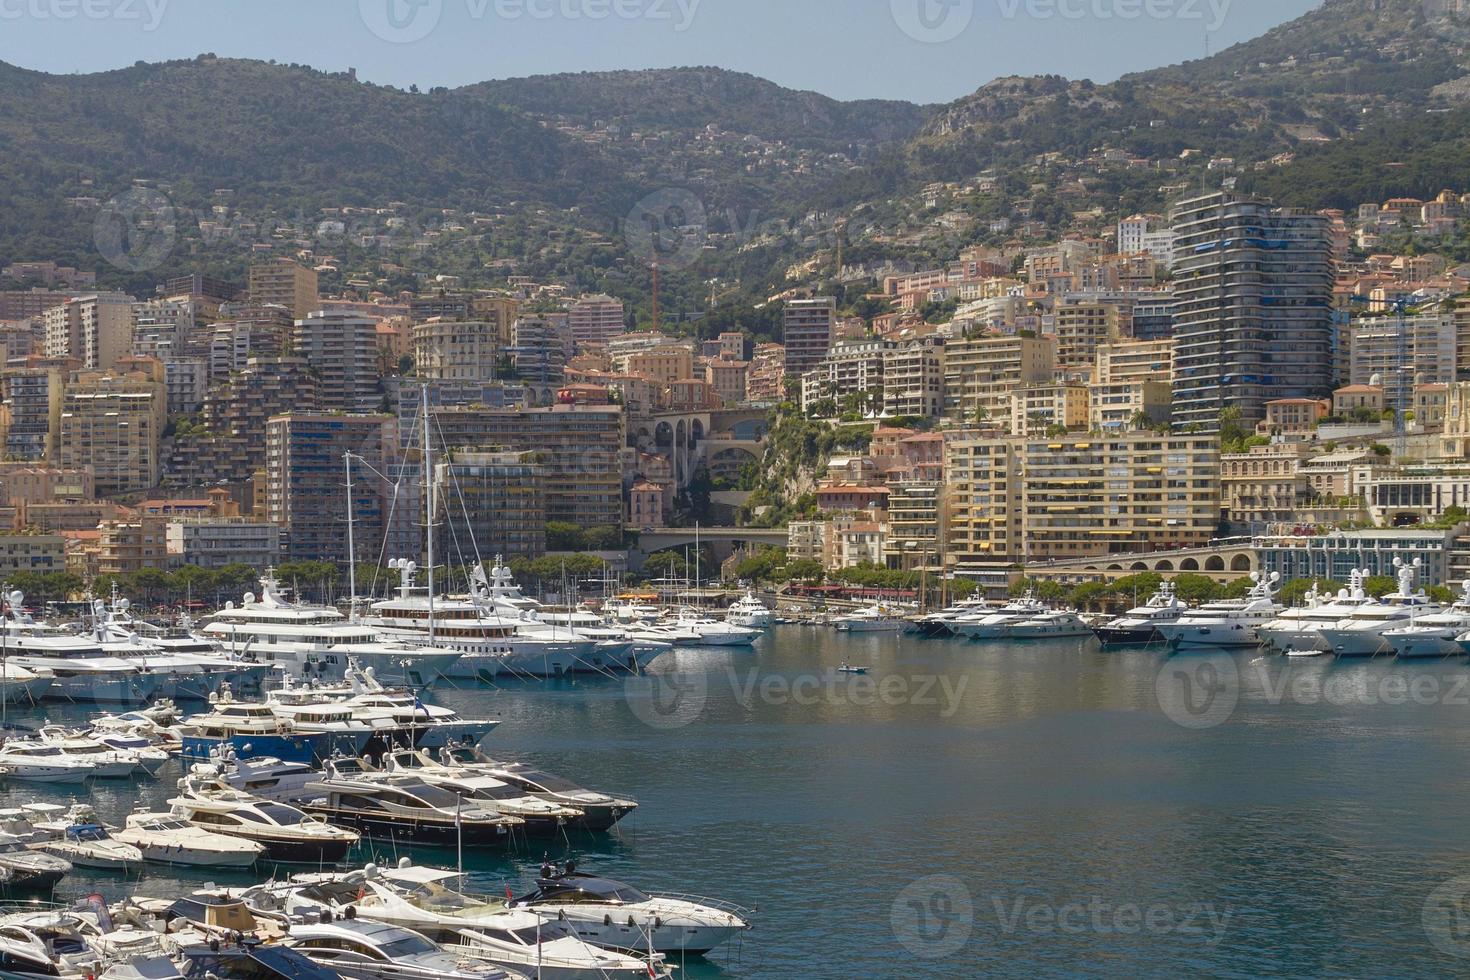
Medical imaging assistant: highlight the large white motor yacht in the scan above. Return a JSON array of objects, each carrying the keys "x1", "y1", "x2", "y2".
[
  {"x1": 1257, "y1": 570, "x2": 1373, "y2": 652},
  {"x1": 203, "y1": 572, "x2": 461, "y2": 686},
  {"x1": 1385, "y1": 578, "x2": 1470, "y2": 659},
  {"x1": 1154, "y1": 572, "x2": 1284, "y2": 650},
  {"x1": 832, "y1": 604, "x2": 908, "y2": 633},
  {"x1": 950, "y1": 593, "x2": 1048, "y2": 640},
  {"x1": 1092, "y1": 582, "x2": 1185, "y2": 646},
  {"x1": 725, "y1": 592, "x2": 774, "y2": 629},
  {"x1": 1317, "y1": 558, "x2": 1439, "y2": 658}
]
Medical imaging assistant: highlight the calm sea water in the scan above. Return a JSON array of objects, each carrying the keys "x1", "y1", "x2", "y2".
[{"x1": 12, "y1": 626, "x2": 1470, "y2": 978}]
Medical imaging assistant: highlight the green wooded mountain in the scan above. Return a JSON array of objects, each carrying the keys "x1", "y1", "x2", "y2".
[{"x1": 1, "y1": 0, "x2": 1468, "y2": 299}]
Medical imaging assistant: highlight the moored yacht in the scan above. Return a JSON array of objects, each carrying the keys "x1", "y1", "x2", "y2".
[
  {"x1": 283, "y1": 918, "x2": 512, "y2": 980},
  {"x1": 168, "y1": 789, "x2": 360, "y2": 864},
  {"x1": 950, "y1": 593, "x2": 1048, "y2": 640},
  {"x1": 1385, "y1": 579, "x2": 1470, "y2": 658},
  {"x1": 426, "y1": 746, "x2": 638, "y2": 832},
  {"x1": 24, "y1": 803, "x2": 143, "y2": 871},
  {"x1": 511, "y1": 866, "x2": 752, "y2": 955},
  {"x1": 367, "y1": 752, "x2": 584, "y2": 837},
  {"x1": 725, "y1": 591, "x2": 774, "y2": 629},
  {"x1": 203, "y1": 572, "x2": 462, "y2": 686},
  {"x1": 831, "y1": 604, "x2": 907, "y2": 633},
  {"x1": 913, "y1": 597, "x2": 991, "y2": 638},
  {"x1": 113, "y1": 811, "x2": 265, "y2": 868},
  {"x1": 296, "y1": 762, "x2": 524, "y2": 847},
  {"x1": 1317, "y1": 558, "x2": 1439, "y2": 658},
  {"x1": 1258, "y1": 570, "x2": 1374, "y2": 652},
  {"x1": 1001, "y1": 609, "x2": 1093, "y2": 640},
  {"x1": 666, "y1": 608, "x2": 760, "y2": 646},
  {"x1": 1093, "y1": 582, "x2": 1185, "y2": 646},
  {"x1": 1155, "y1": 572, "x2": 1284, "y2": 650}
]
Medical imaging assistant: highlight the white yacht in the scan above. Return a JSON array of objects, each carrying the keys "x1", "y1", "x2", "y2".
[
  {"x1": 725, "y1": 592, "x2": 774, "y2": 629},
  {"x1": 369, "y1": 753, "x2": 584, "y2": 837},
  {"x1": 950, "y1": 593, "x2": 1048, "y2": 640},
  {"x1": 89, "y1": 598, "x2": 271, "y2": 699},
  {"x1": 832, "y1": 604, "x2": 908, "y2": 633},
  {"x1": 1318, "y1": 558, "x2": 1439, "y2": 658},
  {"x1": 1258, "y1": 570, "x2": 1374, "y2": 652},
  {"x1": 512, "y1": 867, "x2": 752, "y2": 955},
  {"x1": 25, "y1": 803, "x2": 145, "y2": 871},
  {"x1": 168, "y1": 789, "x2": 359, "y2": 864},
  {"x1": 284, "y1": 919, "x2": 511, "y2": 980},
  {"x1": 367, "y1": 560, "x2": 593, "y2": 682},
  {"x1": 474, "y1": 561, "x2": 659, "y2": 674},
  {"x1": 666, "y1": 608, "x2": 761, "y2": 645},
  {"x1": 242, "y1": 864, "x2": 672, "y2": 980},
  {"x1": 33, "y1": 727, "x2": 151, "y2": 777},
  {"x1": 203, "y1": 572, "x2": 462, "y2": 686},
  {"x1": 1092, "y1": 583, "x2": 1185, "y2": 646},
  {"x1": 112, "y1": 811, "x2": 264, "y2": 868},
  {"x1": 427, "y1": 746, "x2": 639, "y2": 832},
  {"x1": 1001, "y1": 609, "x2": 1094, "y2": 639},
  {"x1": 0, "y1": 627, "x2": 158, "y2": 704},
  {"x1": 0, "y1": 741, "x2": 101, "y2": 783},
  {"x1": 1385, "y1": 579, "x2": 1470, "y2": 658},
  {"x1": 1155, "y1": 572, "x2": 1284, "y2": 650},
  {"x1": 913, "y1": 597, "x2": 992, "y2": 637}
]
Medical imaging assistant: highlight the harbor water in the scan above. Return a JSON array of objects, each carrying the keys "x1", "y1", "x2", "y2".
[{"x1": 12, "y1": 625, "x2": 1470, "y2": 977}]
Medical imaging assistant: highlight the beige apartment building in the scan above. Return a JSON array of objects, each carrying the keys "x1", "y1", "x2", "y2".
[
  {"x1": 412, "y1": 318, "x2": 500, "y2": 382},
  {"x1": 942, "y1": 334, "x2": 1055, "y2": 425},
  {"x1": 882, "y1": 342, "x2": 944, "y2": 418},
  {"x1": 0, "y1": 533, "x2": 64, "y2": 577},
  {"x1": 1090, "y1": 380, "x2": 1172, "y2": 432},
  {"x1": 57, "y1": 359, "x2": 166, "y2": 496},
  {"x1": 1094, "y1": 338, "x2": 1173, "y2": 384},
  {"x1": 1011, "y1": 383, "x2": 1089, "y2": 435},
  {"x1": 1052, "y1": 298, "x2": 1129, "y2": 371},
  {"x1": 293, "y1": 311, "x2": 379, "y2": 413},
  {"x1": 621, "y1": 346, "x2": 694, "y2": 385},
  {"x1": 248, "y1": 259, "x2": 319, "y2": 319},
  {"x1": 1220, "y1": 443, "x2": 1315, "y2": 528},
  {"x1": 43, "y1": 293, "x2": 133, "y2": 370},
  {"x1": 945, "y1": 433, "x2": 1220, "y2": 571},
  {"x1": 704, "y1": 360, "x2": 748, "y2": 406},
  {"x1": 883, "y1": 482, "x2": 942, "y2": 571}
]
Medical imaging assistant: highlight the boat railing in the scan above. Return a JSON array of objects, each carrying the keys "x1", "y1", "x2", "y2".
[{"x1": 634, "y1": 891, "x2": 758, "y2": 918}]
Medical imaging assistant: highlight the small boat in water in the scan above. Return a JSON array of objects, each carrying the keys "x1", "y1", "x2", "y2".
[
  {"x1": 836, "y1": 663, "x2": 869, "y2": 675},
  {"x1": 168, "y1": 789, "x2": 360, "y2": 864},
  {"x1": 25, "y1": 803, "x2": 144, "y2": 871},
  {"x1": 113, "y1": 811, "x2": 264, "y2": 868},
  {"x1": 832, "y1": 604, "x2": 908, "y2": 633},
  {"x1": 284, "y1": 918, "x2": 513, "y2": 980}
]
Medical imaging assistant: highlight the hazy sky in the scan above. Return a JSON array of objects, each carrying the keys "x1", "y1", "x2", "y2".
[{"x1": 0, "y1": 0, "x2": 1322, "y2": 103}]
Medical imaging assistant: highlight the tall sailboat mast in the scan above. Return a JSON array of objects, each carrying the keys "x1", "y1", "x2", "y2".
[{"x1": 422, "y1": 385, "x2": 436, "y2": 646}]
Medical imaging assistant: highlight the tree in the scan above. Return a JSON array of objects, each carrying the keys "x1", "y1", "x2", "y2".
[
  {"x1": 781, "y1": 558, "x2": 825, "y2": 583},
  {"x1": 1364, "y1": 575, "x2": 1398, "y2": 599},
  {"x1": 1277, "y1": 578, "x2": 1344, "y2": 606},
  {"x1": 1219, "y1": 406, "x2": 1250, "y2": 454},
  {"x1": 545, "y1": 522, "x2": 586, "y2": 552},
  {"x1": 642, "y1": 551, "x2": 688, "y2": 582},
  {"x1": 1172, "y1": 574, "x2": 1223, "y2": 606}
]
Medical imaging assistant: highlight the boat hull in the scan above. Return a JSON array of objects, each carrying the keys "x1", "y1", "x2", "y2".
[
  {"x1": 1092, "y1": 625, "x2": 1162, "y2": 646},
  {"x1": 302, "y1": 807, "x2": 515, "y2": 849},
  {"x1": 252, "y1": 834, "x2": 355, "y2": 865},
  {"x1": 1317, "y1": 629, "x2": 1393, "y2": 658},
  {"x1": 1388, "y1": 631, "x2": 1463, "y2": 659},
  {"x1": 1158, "y1": 624, "x2": 1264, "y2": 650}
]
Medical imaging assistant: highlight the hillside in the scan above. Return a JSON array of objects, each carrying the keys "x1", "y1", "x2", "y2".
[{"x1": 3, "y1": 0, "x2": 1470, "y2": 307}]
